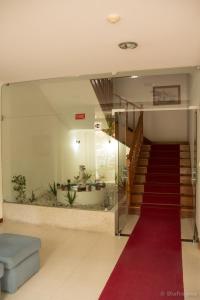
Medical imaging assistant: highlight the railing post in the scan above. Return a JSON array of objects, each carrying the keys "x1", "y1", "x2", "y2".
[{"x1": 127, "y1": 112, "x2": 144, "y2": 212}]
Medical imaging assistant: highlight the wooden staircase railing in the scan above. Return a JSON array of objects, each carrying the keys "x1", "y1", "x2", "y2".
[
  {"x1": 91, "y1": 78, "x2": 144, "y2": 208},
  {"x1": 90, "y1": 78, "x2": 143, "y2": 147},
  {"x1": 127, "y1": 112, "x2": 144, "y2": 204},
  {"x1": 113, "y1": 93, "x2": 142, "y2": 132}
]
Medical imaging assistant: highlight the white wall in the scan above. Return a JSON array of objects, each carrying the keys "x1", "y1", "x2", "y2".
[
  {"x1": 114, "y1": 74, "x2": 189, "y2": 142},
  {"x1": 144, "y1": 110, "x2": 188, "y2": 142},
  {"x1": 60, "y1": 129, "x2": 96, "y2": 181}
]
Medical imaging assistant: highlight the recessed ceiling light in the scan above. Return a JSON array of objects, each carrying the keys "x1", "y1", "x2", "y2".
[
  {"x1": 118, "y1": 41, "x2": 138, "y2": 50},
  {"x1": 131, "y1": 75, "x2": 139, "y2": 79},
  {"x1": 106, "y1": 14, "x2": 121, "y2": 24}
]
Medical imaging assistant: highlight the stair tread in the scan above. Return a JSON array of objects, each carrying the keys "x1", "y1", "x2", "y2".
[
  {"x1": 129, "y1": 142, "x2": 192, "y2": 218},
  {"x1": 136, "y1": 172, "x2": 191, "y2": 176},
  {"x1": 134, "y1": 181, "x2": 191, "y2": 186},
  {"x1": 129, "y1": 204, "x2": 193, "y2": 209},
  {"x1": 133, "y1": 182, "x2": 192, "y2": 186},
  {"x1": 131, "y1": 192, "x2": 193, "y2": 196}
]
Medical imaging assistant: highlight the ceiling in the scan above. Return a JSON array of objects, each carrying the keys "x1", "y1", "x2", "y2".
[{"x1": 0, "y1": 0, "x2": 200, "y2": 83}]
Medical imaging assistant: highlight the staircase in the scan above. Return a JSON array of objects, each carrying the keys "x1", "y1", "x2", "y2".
[
  {"x1": 90, "y1": 79, "x2": 194, "y2": 218},
  {"x1": 129, "y1": 143, "x2": 194, "y2": 218}
]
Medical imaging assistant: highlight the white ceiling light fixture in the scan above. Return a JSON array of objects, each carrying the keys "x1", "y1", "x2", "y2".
[
  {"x1": 118, "y1": 41, "x2": 138, "y2": 50},
  {"x1": 106, "y1": 14, "x2": 121, "y2": 24},
  {"x1": 131, "y1": 75, "x2": 139, "y2": 79}
]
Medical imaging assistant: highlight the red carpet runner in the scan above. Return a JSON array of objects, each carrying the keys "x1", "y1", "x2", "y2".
[{"x1": 99, "y1": 144, "x2": 184, "y2": 300}]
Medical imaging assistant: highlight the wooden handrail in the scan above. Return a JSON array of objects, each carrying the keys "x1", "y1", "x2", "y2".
[
  {"x1": 90, "y1": 79, "x2": 142, "y2": 151},
  {"x1": 113, "y1": 93, "x2": 142, "y2": 110},
  {"x1": 127, "y1": 112, "x2": 143, "y2": 200}
]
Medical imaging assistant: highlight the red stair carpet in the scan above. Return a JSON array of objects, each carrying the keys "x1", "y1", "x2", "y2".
[{"x1": 99, "y1": 144, "x2": 184, "y2": 300}]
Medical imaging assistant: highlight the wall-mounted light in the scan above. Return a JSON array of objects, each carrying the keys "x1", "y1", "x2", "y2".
[
  {"x1": 105, "y1": 139, "x2": 117, "y2": 153},
  {"x1": 72, "y1": 139, "x2": 80, "y2": 152}
]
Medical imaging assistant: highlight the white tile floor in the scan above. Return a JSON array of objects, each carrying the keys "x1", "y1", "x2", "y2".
[{"x1": 0, "y1": 217, "x2": 200, "y2": 300}]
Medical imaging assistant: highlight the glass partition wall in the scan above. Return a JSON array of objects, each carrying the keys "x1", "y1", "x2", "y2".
[
  {"x1": 1, "y1": 79, "x2": 128, "y2": 231},
  {"x1": 115, "y1": 111, "x2": 129, "y2": 234}
]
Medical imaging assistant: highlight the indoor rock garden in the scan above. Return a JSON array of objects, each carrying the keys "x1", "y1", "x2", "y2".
[{"x1": 9, "y1": 165, "x2": 116, "y2": 211}]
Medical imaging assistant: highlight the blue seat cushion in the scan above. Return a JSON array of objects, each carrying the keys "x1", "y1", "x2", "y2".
[
  {"x1": 0, "y1": 263, "x2": 4, "y2": 278},
  {"x1": 0, "y1": 233, "x2": 41, "y2": 270}
]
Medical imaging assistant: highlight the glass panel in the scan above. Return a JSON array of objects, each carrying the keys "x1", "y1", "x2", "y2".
[
  {"x1": 115, "y1": 111, "x2": 129, "y2": 234},
  {"x1": 127, "y1": 102, "x2": 135, "y2": 131},
  {"x1": 1, "y1": 79, "x2": 118, "y2": 213},
  {"x1": 183, "y1": 109, "x2": 197, "y2": 241},
  {"x1": 191, "y1": 110, "x2": 198, "y2": 241}
]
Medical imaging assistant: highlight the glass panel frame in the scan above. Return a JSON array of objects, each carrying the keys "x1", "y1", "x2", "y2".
[{"x1": 115, "y1": 111, "x2": 129, "y2": 235}]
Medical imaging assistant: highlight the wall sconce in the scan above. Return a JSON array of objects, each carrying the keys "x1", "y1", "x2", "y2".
[
  {"x1": 105, "y1": 139, "x2": 116, "y2": 153},
  {"x1": 72, "y1": 139, "x2": 80, "y2": 152}
]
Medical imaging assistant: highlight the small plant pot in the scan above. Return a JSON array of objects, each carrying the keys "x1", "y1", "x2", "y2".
[
  {"x1": 78, "y1": 186, "x2": 86, "y2": 192},
  {"x1": 71, "y1": 185, "x2": 78, "y2": 191}
]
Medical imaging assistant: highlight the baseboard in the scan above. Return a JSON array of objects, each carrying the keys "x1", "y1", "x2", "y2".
[{"x1": 0, "y1": 218, "x2": 3, "y2": 223}]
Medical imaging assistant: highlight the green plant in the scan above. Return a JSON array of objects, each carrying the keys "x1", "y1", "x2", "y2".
[
  {"x1": 74, "y1": 176, "x2": 80, "y2": 184},
  {"x1": 49, "y1": 182, "x2": 57, "y2": 198},
  {"x1": 29, "y1": 190, "x2": 37, "y2": 203},
  {"x1": 65, "y1": 190, "x2": 76, "y2": 207},
  {"x1": 67, "y1": 179, "x2": 71, "y2": 191},
  {"x1": 11, "y1": 175, "x2": 26, "y2": 203},
  {"x1": 82, "y1": 172, "x2": 92, "y2": 183}
]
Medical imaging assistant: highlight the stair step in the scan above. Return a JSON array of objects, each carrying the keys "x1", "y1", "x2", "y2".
[
  {"x1": 180, "y1": 145, "x2": 190, "y2": 151},
  {"x1": 136, "y1": 166, "x2": 191, "y2": 175},
  {"x1": 132, "y1": 184, "x2": 193, "y2": 195},
  {"x1": 141, "y1": 144, "x2": 190, "y2": 152},
  {"x1": 181, "y1": 207, "x2": 194, "y2": 218},
  {"x1": 141, "y1": 145, "x2": 151, "y2": 151},
  {"x1": 140, "y1": 151, "x2": 190, "y2": 159},
  {"x1": 130, "y1": 194, "x2": 193, "y2": 206},
  {"x1": 138, "y1": 158, "x2": 191, "y2": 167},
  {"x1": 135, "y1": 174, "x2": 191, "y2": 184},
  {"x1": 129, "y1": 205, "x2": 194, "y2": 218},
  {"x1": 128, "y1": 142, "x2": 192, "y2": 218}
]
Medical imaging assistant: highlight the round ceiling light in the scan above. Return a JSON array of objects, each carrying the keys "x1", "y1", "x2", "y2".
[
  {"x1": 118, "y1": 41, "x2": 138, "y2": 50},
  {"x1": 106, "y1": 14, "x2": 121, "y2": 24}
]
